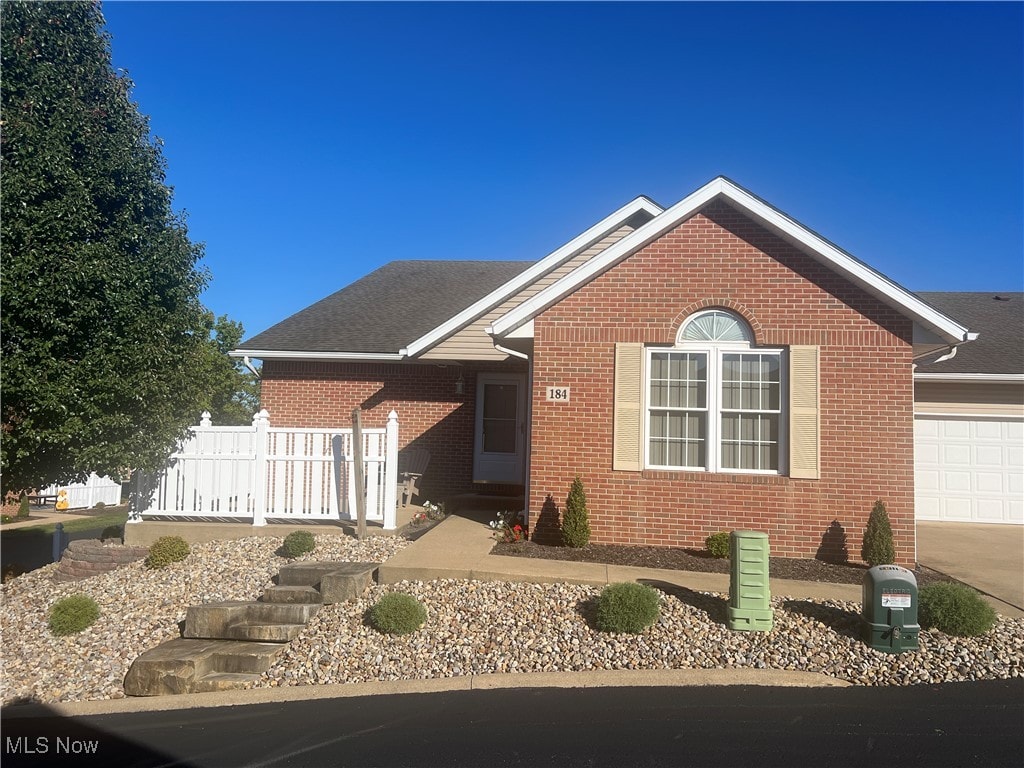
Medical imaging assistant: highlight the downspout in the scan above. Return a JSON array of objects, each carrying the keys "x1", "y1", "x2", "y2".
[{"x1": 493, "y1": 343, "x2": 529, "y2": 361}]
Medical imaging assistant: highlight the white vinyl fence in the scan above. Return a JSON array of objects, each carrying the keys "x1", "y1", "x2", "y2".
[
  {"x1": 39, "y1": 473, "x2": 124, "y2": 509},
  {"x1": 130, "y1": 410, "x2": 399, "y2": 530}
]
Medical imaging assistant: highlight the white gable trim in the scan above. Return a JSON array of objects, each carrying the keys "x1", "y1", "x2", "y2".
[
  {"x1": 489, "y1": 177, "x2": 973, "y2": 345},
  {"x1": 399, "y1": 196, "x2": 664, "y2": 358}
]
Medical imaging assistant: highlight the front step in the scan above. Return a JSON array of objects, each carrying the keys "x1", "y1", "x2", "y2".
[
  {"x1": 124, "y1": 639, "x2": 281, "y2": 696},
  {"x1": 184, "y1": 601, "x2": 320, "y2": 641},
  {"x1": 126, "y1": 560, "x2": 378, "y2": 696},
  {"x1": 262, "y1": 585, "x2": 322, "y2": 604},
  {"x1": 223, "y1": 621, "x2": 307, "y2": 642}
]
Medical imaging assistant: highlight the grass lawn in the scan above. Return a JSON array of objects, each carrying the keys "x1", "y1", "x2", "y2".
[{"x1": 2, "y1": 509, "x2": 129, "y2": 538}]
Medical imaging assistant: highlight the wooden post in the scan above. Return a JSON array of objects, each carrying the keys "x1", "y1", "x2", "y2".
[{"x1": 352, "y1": 407, "x2": 367, "y2": 540}]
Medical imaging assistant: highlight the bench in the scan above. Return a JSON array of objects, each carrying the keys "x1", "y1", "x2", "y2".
[{"x1": 397, "y1": 448, "x2": 430, "y2": 507}]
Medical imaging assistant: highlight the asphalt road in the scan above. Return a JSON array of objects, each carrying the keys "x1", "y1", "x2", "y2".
[{"x1": 3, "y1": 679, "x2": 1022, "y2": 767}]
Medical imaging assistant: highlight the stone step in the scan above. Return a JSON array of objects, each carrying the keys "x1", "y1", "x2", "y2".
[
  {"x1": 223, "y1": 621, "x2": 307, "y2": 643},
  {"x1": 191, "y1": 672, "x2": 264, "y2": 693},
  {"x1": 184, "y1": 601, "x2": 320, "y2": 640},
  {"x1": 261, "y1": 585, "x2": 322, "y2": 604},
  {"x1": 277, "y1": 561, "x2": 377, "y2": 603},
  {"x1": 124, "y1": 638, "x2": 281, "y2": 696}
]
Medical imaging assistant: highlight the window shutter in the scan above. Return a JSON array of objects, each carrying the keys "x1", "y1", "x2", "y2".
[
  {"x1": 613, "y1": 342, "x2": 643, "y2": 471},
  {"x1": 789, "y1": 345, "x2": 820, "y2": 479}
]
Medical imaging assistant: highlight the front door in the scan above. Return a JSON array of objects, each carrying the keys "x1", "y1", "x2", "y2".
[{"x1": 473, "y1": 373, "x2": 527, "y2": 484}]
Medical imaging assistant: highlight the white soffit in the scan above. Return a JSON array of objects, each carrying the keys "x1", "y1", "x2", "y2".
[
  {"x1": 489, "y1": 177, "x2": 973, "y2": 346},
  {"x1": 400, "y1": 195, "x2": 664, "y2": 358}
]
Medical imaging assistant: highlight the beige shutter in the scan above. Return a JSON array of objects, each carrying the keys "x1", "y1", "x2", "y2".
[
  {"x1": 789, "y1": 345, "x2": 820, "y2": 479},
  {"x1": 613, "y1": 342, "x2": 644, "y2": 471}
]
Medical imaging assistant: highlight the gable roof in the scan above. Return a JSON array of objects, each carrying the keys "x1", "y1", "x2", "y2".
[
  {"x1": 238, "y1": 260, "x2": 533, "y2": 358},
  {"x1": 914, "y1": 292, "x2": 1024, "y2": 378},
  {"x1": 488, "y1": 176, "x2": 974, "y2": 349},
  {"x1": 236, "y1": 195, "x2": 663, "y2": 361}
]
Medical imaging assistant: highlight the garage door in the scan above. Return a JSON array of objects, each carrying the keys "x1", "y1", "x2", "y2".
[{"x1": 915, "y1": 416, "x2": 1023, "y2": 523}]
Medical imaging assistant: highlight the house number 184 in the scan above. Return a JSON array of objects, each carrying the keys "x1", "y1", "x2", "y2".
[{"x1": 546, "y1": 387, "x2": 570, "y2": 402}]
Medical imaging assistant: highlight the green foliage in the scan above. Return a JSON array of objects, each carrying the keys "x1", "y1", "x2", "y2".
[
  {"x1": 561, "y1": 475, "x2": 591, "y2": 548},
  {"x1": 705, "y1": 531, "x2": 731, "y2": 559},
  {"x1": 17, "y1": 494, "x2": 30, "y2": 519},
  {"x1": 100, "y1": 525, "x2": 122, "y2": 542},
  {"x1": 919, "y1": 582, "x2": 997, "y2": 637},
  {"x1": 595, "y1": 582, "x2": 661, "y2": 633},
  {"x1": 860, "y1": 500, "x2": 896, "y2": 566},
  {"x1": 48, "y1": 594, "x2": 100, "y2": 636},
  {"x1": 282, "y1": 530, "x2": 316, "y2": 558},
  {"x1": 0, "y1": 2, "x2": 252, "y2": 495},
  {"x1": 144, "y1": 535, "x2": 190, "y2": 569},
  {"x1": 368, "y1": 592, "x2": 427, "y2": 635}
]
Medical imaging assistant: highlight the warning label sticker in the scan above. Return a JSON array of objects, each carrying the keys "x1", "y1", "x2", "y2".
[{"x1": 881, "y1": 592, "x2": 912, "y2": 608}]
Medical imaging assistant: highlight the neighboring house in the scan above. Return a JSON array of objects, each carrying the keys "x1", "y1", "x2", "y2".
[
  {"x1": 912, "y1": 293, "x2": 1023, "y2": 525},
  {"x1": 235, "y1": 177, "x2": 979, "y2": 565}
]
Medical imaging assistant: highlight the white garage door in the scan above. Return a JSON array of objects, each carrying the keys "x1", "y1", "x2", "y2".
[{"x1": 915, "y1": 416, "x2": 1023, "y2": 523}]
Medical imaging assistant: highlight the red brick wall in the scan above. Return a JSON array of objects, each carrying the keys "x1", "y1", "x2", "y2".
[
  {"x1": 528, "y1": 200, "x2": 917, "y2": 565},
  {"x1": 259, "y1": 360, "x2": 525, "y2": 501}
]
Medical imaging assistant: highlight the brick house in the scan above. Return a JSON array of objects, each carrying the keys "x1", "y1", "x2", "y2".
[{"x1": 235, "y1": 177, "x2": 976, "y2": 565}]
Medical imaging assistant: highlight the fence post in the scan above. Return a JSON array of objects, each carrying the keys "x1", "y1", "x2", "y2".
[
  {"x1": 252, "y1": 409, "x2": 270, "y2": 527},
  {"x1": 52, "y1": 522, "x2": 66, "y2": 563},
  {"x1": 383, "y1": 410, "x2": 399, "y2": 531}
]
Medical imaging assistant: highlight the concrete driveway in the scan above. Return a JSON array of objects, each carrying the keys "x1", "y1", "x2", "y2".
[{"x1": 917, "y1": 522, "x2": 1024, "y2": 618}]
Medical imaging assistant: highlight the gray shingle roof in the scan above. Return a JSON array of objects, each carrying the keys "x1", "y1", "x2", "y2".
[
  {"x1": 240, "y1": 261, "x2": 535, "y2": 354},
  {"x1": 916, "y1": 292, "x2": 1024, "y2": 375}
]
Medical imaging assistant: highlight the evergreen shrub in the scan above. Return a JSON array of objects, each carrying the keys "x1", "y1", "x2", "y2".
[
  {"x1": 919, "y1": 582, "x2": 997, "y2": 637},
  {"x1": 861, "y1": 500, "x2": 895, "y2": 567},
  {"x1": 282, "y1": 530, "x2": 316, "y2": 558},
  {"x1": 561, "y1": 475, "x2": 591, "y2": 548},
  {"x1": 595, "y1": 582, "x2": 660, "y2": 634},
  {"x1": 49, "y1": 594, "x2": 100, "y2": 636},
  {"x1": 705, "y1": 532, "x2": 731, "y2": 559},
  {"x1": 368, "y1": 592, "x2": 427, "y2": 635},
  {"x1": 144, "y1": 535, "x2": 190, "y2": 569}
]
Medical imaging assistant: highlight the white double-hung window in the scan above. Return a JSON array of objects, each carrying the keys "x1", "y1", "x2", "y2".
[{"x1": 646, "y1": 310, "x2": 784, "y2": 474}]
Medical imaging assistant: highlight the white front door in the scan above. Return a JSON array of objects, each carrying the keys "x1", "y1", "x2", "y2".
[{"x1": 473, "y1": 373, "x2": 527, "y2": 484}]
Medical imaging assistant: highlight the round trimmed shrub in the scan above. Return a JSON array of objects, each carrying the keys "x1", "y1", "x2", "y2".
[
  {"x1": 705, "y1": 531, "x2": 731, "y2": 559},
  {"x1": 595, "y1": 582, "x2": 660, "y2": 634},
  {"x1": 144, "y1": 535, "x2": 190, "y2": 569},
  {"x1": 368, "y1": 592, "x2": 427, "y2": 635},
  {"x1": 919, "y1": 582, "x2": 996, "y2": 637},
  {"x1": 100, "y1": 525, "x2": 123, "y2": 542},
  {"x1": 282, "y1": 530, "x2": 316, "y2": 558},
  {"x1": 49, "y1": 594, "x2": 100, "y2": 636}
]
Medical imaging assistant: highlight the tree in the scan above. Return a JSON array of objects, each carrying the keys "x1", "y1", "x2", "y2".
[
  {"x1": 197, "y1": 314, "x2": 261, "y2": 426},
  {"x1": 1, "y1": 2, "x2": 217, "y2": 494},
  {"x1": 561, "y1": 475, "x2": 591, "y2": 548}
]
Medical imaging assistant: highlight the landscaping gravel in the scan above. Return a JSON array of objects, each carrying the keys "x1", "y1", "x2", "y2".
[{"x1": 1, "y1": 536, "x2": 1021, "y2": 707}]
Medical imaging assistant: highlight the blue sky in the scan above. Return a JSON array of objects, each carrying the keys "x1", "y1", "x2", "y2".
[{"x1": 100, "y1": 1, "x2": 1024, "y2": 341}]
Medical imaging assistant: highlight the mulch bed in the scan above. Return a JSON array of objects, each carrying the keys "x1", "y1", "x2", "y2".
[{"x1": 491, "y1": 540, "x2": 953, "y2": 588}]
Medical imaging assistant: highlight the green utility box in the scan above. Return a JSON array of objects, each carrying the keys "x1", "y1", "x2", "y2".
[
  {"x1": 861, "y1": 565, "x2": 919, "y2": 654},
  {"x1": 727, "y1": 530, "x2": 773, "y2": 632}
]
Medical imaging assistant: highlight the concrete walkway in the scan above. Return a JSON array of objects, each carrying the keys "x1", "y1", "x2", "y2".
[{"x1": 917, "y1": 521, "x2": 1024, "y2": 616}]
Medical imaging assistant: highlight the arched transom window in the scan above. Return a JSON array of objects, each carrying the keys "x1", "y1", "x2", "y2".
[{"x1": 647, "y1": 310, "x2": 784, "y2": 473}]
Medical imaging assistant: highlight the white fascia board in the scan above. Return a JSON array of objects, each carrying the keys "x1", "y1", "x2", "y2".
[
  {"x1": 230, "y1": 349, "x2": 405, "y2": 362},
  {"x1": 490, "y1": 177, "x2": 973, "y2": 345},
  {"x1": 914, "y1": 372, "x2": 1024, "y2": 383},
  {"x1": 400, "y1": 195, "x2": 664, "y2": 357}
]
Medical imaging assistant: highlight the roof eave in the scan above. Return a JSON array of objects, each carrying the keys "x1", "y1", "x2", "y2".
[{"x1": 230, "y1": 349, "x2": 406, "y2": 362}]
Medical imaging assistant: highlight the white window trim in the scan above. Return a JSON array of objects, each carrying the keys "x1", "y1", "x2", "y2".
[{"x1": 643, "y1": 344, "x2": 787, "y2": 475}]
